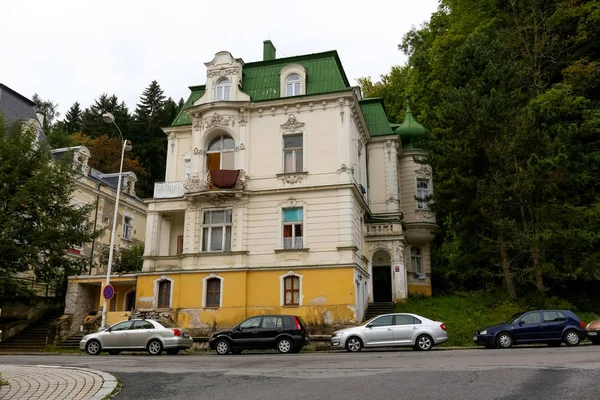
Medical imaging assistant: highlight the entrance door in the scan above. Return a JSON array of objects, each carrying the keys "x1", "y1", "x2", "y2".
[{"x1": 373, "y1": 266, "x2": 392, "y2": 302}]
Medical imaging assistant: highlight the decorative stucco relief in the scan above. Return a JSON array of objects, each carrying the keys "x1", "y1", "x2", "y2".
[
  {"x1": 281, "y1": 114, "x2": 305, "y2": 132},
  {"x1": 206, "y1": 66, "x2": 240, "y2": 78},
  {"x1": 415, "y1": 165, "x2": 432, "y2": 179}
]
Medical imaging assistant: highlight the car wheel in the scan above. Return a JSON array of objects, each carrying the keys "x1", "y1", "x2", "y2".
[
  {"x1": 563, "y1": 330, "x2": 581, "y2": 346},
  {"x1": 345, "y1": 336, "x2": 363, "y2": 352},
  {"x1": 108, "y1": 350, "x2": 121, "y2": 355},
  {"x1": 147, "y1": 339, "x2": 163, "y2": 355},
  {"x1": 166, "y1": 349, "x2": 180, "y2": 355},
  {"x1": 277, "y1": 338, "x2": 293, "y2": 354},
  {"x1": 415, "y1": 334, "x2": 434, "y2": 351},
  {"x1": 85, "y1": 340, "x2": 101, "y2": 356},
  {"x1": 231, "y1": 349, "x2": 243, "y2": 355},
  {"x1": 496, "y1": 332, "x2": 513, "y2": 349},
  {"x1": 215, "y1": 339, "x2": 231, "y2": 355}
]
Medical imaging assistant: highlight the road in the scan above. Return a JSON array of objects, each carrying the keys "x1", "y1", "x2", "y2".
[{"x1": 2, "y1": 346, "x2": 599, "y2": 399}]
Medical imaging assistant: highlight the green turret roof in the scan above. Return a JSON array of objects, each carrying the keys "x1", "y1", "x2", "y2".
[{"x1": 395, "y1": 99, "x2": 428, "y2": 140}]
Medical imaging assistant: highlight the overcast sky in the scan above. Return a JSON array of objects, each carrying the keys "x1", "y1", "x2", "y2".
[{"x1": 0, "y1": 0, "x2": 439, "y2": 117}]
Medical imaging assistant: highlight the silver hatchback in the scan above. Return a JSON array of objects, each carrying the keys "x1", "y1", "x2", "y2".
[
  {"x1": 80, "y1": 319, "x2": 193, "y2": 356},
  {"x1": 331, "y1": 313, "x2": 448, "y2": 352}
]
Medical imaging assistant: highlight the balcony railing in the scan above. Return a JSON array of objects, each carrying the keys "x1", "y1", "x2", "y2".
[
  {"x1": 154, "y1": 181, "x2": 185, "y2": 199},
  {"x1": 365, "y1": 222, "x2": 402, "y2": 237},
  {"x1": 183, "y1": 170, "x2": 247, "y2": 194}
]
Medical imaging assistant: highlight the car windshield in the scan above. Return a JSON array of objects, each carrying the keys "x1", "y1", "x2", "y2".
[
  {"x1": 155, "y1": 320, "x2": 176, "y2": 328},
  {"x1": 501, "y1": 312, "x2": 524, "y2": 324}
]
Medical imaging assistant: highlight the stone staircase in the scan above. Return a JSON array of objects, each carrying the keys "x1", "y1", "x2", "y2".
[
  {"x1": 57, "y1": 334, "x2": 84, "y2": 349},
  {"x1": 0, "y1": 309, "x2": 63, "y2": 352},
  {"x1": 364, "y1": 302, "x2": 396, "y2": 321}
]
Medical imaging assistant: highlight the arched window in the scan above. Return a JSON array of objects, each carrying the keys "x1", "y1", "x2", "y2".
[
  {"x1": 216, "y1": 78, "x2": 231, "y2": 101},
  {"x1": 207, "y1": 135, "x2": 235, "y2": 171},
  {"x1": 157, "y1": 280, "x2": 171, "y2": 308},
  {"x1": 284, "y1": 276, "x2": 300, "y2": 306},
  {"x1": 206, "y1": 278, "x2": 221, "y2": 308},
  {"x1": 285, "y1": 74, "x2": 301, "y2": 97}
]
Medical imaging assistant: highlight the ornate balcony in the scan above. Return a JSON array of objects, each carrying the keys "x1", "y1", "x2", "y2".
[
  {"x1": 365, "y1": 222, "x2": 402, "y2": 237},
  {"x1": 154, "y1": 181, "x2": 185, "y2": 199},
  {"x1": 183, "y1": 169, "x2": 247, "y2": 197}
]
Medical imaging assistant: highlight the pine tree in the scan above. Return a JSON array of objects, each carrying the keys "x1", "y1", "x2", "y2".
[
  {"x1": 63, "y1": 102, "x2": 82, "y2": 134},
  {"x1": 135, "y1": 80, "x2": 166, "y2": 123}
]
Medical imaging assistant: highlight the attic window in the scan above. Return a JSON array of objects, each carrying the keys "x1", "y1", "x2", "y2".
[
  {"x1": 216, "y1": 78, "x2": 231, "y2": 101},
  {"x1": 285, "y1": 74, "x2": 302, "y2": 97}
]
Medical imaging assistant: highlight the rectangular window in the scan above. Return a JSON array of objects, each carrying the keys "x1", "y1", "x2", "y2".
[
  {"x1": 202, "y1": 209, "x2": 232, "y2": 252},
  {"x1": 176, "y1": 235, "x2": 184, "y2": 255},
  {"x1": 157, "y1": 280, "x2": 171, "y2": 308},
  {"x1": 284, "y1": 276, "x2": 300, "y2": 306},
  {"x1": 283, "y1": 134, "x2": 303, "y2": 173},
  {"x1": 123, "y1": 216, "x2": 133, "y2": 240},
  {"x1": 416, "y1": 179, "x2": 430, "y2": 209},
  {"x1": 283, "y1": 208, "x2": 303, "y2": 249},
  {"x1": 206, "y1": 278, "x2": 221, "y2": 308},
  {"x1": 411, "y1": 248, "x2": 422, "y2": 273}
]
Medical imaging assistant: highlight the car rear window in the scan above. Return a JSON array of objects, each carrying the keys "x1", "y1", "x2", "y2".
[
  {"x1": 155, "y1": 320, "x2": 176, "y2": 328},
  {"x1": 543, "y1": 311, "x2": 566, "y2": 323}
]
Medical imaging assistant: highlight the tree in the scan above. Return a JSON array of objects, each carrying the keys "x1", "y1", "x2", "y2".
[
  {"x1": 100, "y1": 240, "x2": 144, "y2": 274},
  {"x1": 0, "y1": 115, "x2": 97, "y2": 296},
  {"x1": 31, "y1": 93, "x2": 59, "y2": 131},
  {"x1": 71, "y1": 133, "x2": 146, "y2": 178},
  {"x1": 63, "y1": 102, "x2": 83, "y2": 134},
  {"x1": 358, "y1": 65, "x2": 411, "y2": 123},
  {"x1": 81, "y1": 94, "x2": 131, "y2": 139}
]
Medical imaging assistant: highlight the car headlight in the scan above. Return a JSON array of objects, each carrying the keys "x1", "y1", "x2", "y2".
[
  {"x1": 480, "y1": 330, "x2": 487, "y2": 335},
  {"x1": 331, "y1": 332, "x2": 341, "y2": 338}
]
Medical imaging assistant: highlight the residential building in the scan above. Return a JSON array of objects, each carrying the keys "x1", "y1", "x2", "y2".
[
  {"x1": 0, "y1": 83, "x2": 45, "y2": 141},
  {"x1": 66, "y1": 41, "x2": 437, "y2": 331}
]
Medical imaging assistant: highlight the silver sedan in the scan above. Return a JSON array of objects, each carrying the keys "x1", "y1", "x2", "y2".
[
  {"x1": 80, "y1": 319, "x2": 193, "y2": 356},
  {"x1": 331, "y1": 313, "x2": 448, "y2": 352}
]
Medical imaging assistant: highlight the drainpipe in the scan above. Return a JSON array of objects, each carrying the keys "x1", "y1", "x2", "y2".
[{"x1": 88, "y1": 182, "x2": 102, "y2": 275}]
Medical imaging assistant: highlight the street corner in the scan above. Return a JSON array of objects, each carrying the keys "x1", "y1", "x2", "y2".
[{"x1": 0, "y1": 364, "x2": 119, "y2": 400}]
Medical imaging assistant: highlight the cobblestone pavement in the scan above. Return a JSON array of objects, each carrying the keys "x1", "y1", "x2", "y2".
[{"x1": 0, "y1": 365, "x2": 118, "y2": 400}]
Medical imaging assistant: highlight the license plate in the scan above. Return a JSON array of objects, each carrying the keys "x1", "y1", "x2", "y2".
[
  {"x1": 473, "y1": 336, "x2": 478, "y2": 341},
  {"x1": 183, "y1": 333, "x2": 190, "y2": 338},
  {"x1": 589, "y1": 332, "x2": 597, "y2": 336}
]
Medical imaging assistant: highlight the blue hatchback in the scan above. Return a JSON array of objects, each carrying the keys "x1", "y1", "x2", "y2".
[{"x1": 474, "y1": 310, "x2": 586, "y2": 349}]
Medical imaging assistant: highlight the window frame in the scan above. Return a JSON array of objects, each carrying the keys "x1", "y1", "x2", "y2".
[
  {"x1": 216, "y1": 78, "x2": 231, "y2": 101},
  {"x1": 282, "y1": 207, "x2": 303, "y2": 249},
  {"x1": 183, "y1": 158, "x2": 191, "y2": 179},
  {"x1": 416, "y1": 178, "x2": 431, "y2": 210},
  {"x1": 282, "y1": 133, "x2": 303, "y2": 174},
  {"x1": 283, "y1": 276, "x2": 300, "y2": 306},
  {"x1": 201, "y1": 209, "x2": 233, "y2": 252},
  {"x1": 279, "y1": 271, "x2": 303, "y2": 307},
  {"x1": 122, "y1": 215, "x2": 134, "y2": 241},
  {"x1": 202, "y1": 274, "x2": 224, "y2": 309},
  {"x1": 154, "y1": 276, "x2": 174, "y2": 309},
  {"x1": 206, "y1": 135, "x2": 236, "y2": 170},
  {"x1": 285, "y1": 73, "x2": 302, "y2": 97},
  {"x1": 205, "y1": 277, "x2": 221, "y2": 308},
  {"x1": 411, "y1": 247, "x2": 423, "y2": 273}
]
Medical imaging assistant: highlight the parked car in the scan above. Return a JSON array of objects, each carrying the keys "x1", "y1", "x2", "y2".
[
  {"x1": 586, "y1": 318, "x2": 600, "y2": 345},
  {"x1": 330, "y1": 313, "x2": 448, "y2": 352},
  {"x1": 80, "y1": 319, "x2": 193, "y2": 355},
  {"x1": 209, "y1": 315, "x2": 309, "y2": 355},
  {"x1": 473, "y1": 310, "x2": 586, "y2": 349}
]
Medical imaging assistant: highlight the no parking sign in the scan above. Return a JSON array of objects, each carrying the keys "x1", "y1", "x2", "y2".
[{"x1": 103, "y1": 284, "x2": 115, "y2": 300}]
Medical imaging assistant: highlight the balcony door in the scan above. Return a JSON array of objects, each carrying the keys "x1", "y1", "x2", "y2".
[{"x1": 207, "y1": 135, "x2": 235, "y2": 171}]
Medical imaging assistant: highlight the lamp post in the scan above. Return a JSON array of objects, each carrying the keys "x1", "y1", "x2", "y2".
[{"x1": 100, "y1": 112, "x2": 130, "y2": 329}]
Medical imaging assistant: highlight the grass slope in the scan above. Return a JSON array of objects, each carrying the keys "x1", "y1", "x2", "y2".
[{"x1": 394, "y1": 292, "x2": 598, "y2": 347}]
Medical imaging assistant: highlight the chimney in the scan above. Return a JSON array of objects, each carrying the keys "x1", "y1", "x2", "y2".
[{"x1": 263, "y1": 40, "x2": 276, "y2": 61}]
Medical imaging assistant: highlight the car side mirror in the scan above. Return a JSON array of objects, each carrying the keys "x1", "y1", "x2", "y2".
[
  {"x1": 234, "y1": 326, "x2": 241, "y2": 332},
  {"x1": 518, "y1": 320, "x2": 525, "y2": 326},
  {"x1": 366, "y1": 323, "x2": 373, "y2": 329}
]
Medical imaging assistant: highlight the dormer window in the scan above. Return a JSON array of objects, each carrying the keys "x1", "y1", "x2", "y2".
[
  {"x1": 285, "y1": 74, "x2": 302, "y2": 97},
  {"x1": 216, "y1": 78, "x2": 231, "y2": 101}
]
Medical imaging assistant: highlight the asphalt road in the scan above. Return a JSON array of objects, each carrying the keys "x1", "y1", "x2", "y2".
[{"x1": 2, "y1": 346, "x2": 600, "y2": 400}]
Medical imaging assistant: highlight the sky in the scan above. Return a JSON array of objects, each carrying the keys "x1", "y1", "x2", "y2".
[{"x1": 0, "y1": 0, "x2": 440, "y2": 117}]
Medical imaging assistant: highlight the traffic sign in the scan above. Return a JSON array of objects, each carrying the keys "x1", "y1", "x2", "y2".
[{"x1": 103, "y1": 284, "x2": 115, "y2": 300}]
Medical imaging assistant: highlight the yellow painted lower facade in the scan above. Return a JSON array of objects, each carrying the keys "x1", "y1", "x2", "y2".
[{"x1": 68, "y1": 267, "x2": 362, "y2": 330}]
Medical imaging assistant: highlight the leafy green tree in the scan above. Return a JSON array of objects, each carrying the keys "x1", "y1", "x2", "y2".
[
  {"x1": 0, "y1": 115, "x2": 97, "y2": 296},
  {"x1": 31, "y1": 93, "x2": 59, "y2": 131},
  {"x1": 99, "y1": 240, "x2": 144, "y2": 274},
  {"x1": 358, "y1": 65, "x2": 411, "y2": 123},
  {"x1": 81, "y1": 93, "x2": 131, "y2": 139}
]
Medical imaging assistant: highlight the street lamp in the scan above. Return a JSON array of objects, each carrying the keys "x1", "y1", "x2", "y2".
[{"x1": 100, "y1": 112, "x2": 131, "y2": 329}]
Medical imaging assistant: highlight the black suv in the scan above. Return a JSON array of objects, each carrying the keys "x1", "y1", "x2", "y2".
[{"x1": 208, "y1": 315, "x2": 309, "y2": 355}]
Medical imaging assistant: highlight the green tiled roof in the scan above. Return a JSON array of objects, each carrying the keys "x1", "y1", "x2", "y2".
[
  {"x1": 171, "y1": 85, "x2": 205, "y2": 126},
  {"x1": 242, "y1": 51, "x2": 350, "y2": 101},
  {"x1": 360, "y1": 98, "x2": 394, "y2": 137}
]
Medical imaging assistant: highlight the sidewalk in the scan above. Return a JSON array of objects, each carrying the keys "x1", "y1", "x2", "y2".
[{"x1": 0, "y1": 365, "x2": 118, "y2": 400}]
